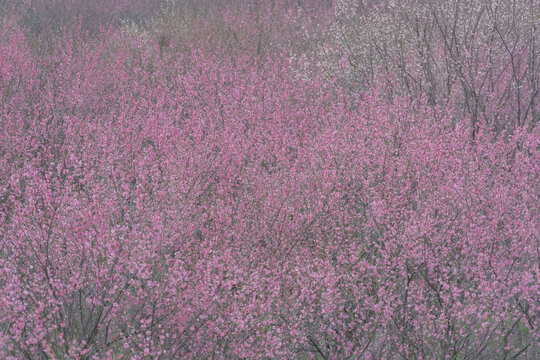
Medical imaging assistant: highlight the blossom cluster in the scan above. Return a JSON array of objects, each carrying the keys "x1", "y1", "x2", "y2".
[{"x1": 0, "y1": 1, "x2": 538, "y2": 359}]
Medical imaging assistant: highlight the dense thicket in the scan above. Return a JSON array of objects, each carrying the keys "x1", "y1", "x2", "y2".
[{"x1": 0, "y1": 1, "x2": 538, "y2": 359}]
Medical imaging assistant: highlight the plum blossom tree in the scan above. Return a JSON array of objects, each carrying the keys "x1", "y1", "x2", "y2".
[{"x1": 0, "y1": 1, "x2": 538, "y2": 359}]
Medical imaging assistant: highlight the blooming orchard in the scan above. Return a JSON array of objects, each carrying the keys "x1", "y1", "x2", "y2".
[{"x1": 0, "y1": 1, "x2": 538, "y2": 359}]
